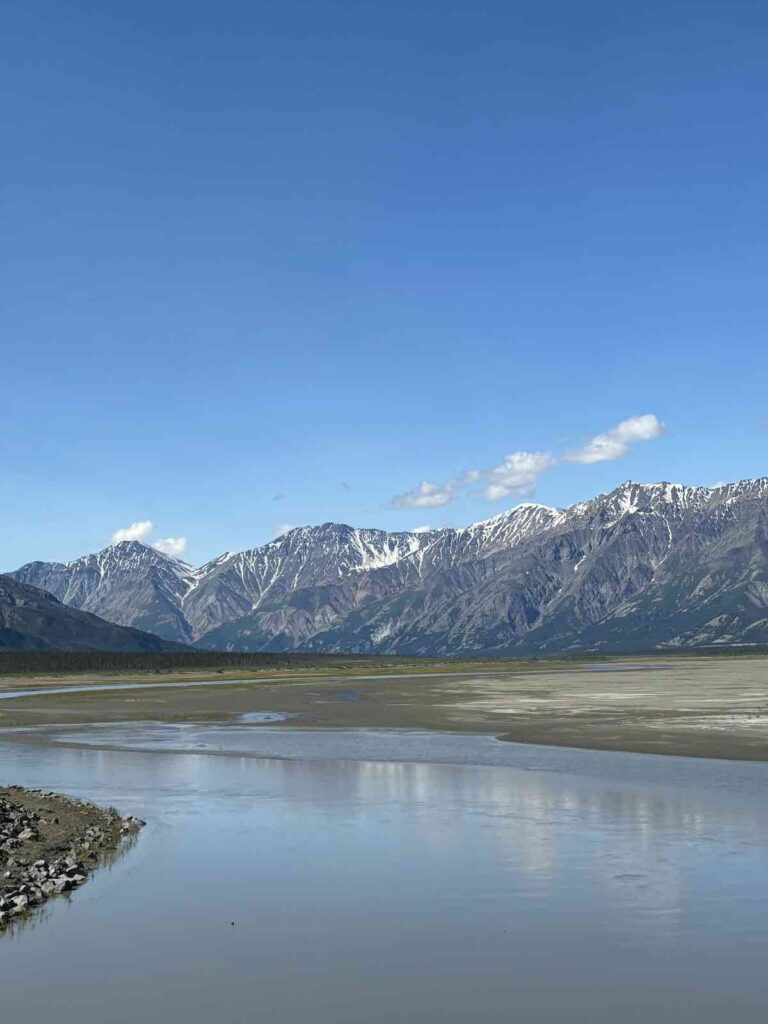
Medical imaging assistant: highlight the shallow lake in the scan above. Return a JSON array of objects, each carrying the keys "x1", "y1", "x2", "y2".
[{"x1": 1, "y1": 726, "x2": 768, "y2": 1022}]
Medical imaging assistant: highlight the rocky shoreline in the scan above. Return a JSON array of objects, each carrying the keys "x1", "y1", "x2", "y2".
[{"x1": 0, "y1": 785, "x2": 144, "y2": 931}]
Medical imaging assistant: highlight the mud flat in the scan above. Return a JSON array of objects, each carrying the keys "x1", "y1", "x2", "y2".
[
  {"x1": 1, "y1": 656, "x2": 768, "y2": 762},
  {"x1": 0, "y1": 785, "x2": 143, "y2": 931}
]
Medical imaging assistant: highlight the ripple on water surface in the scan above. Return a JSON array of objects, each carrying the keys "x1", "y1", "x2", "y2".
[{"x1": 2, "y1": 726, "x2": 768, "y2": 1023}]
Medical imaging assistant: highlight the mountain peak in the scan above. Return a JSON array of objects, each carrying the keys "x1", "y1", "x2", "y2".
[
  {"x1": 98, "y1": 540, "x2": 196, "y2": 572},
  {"x1": 106, "y1": 540, "x2": 160, "y2": 556},
  {"x1": 11, "y1": 473, "x2": 768, "y2": 654},
  {"x1": 76, "y1": 540, "x2": 171, "y2": 569}
]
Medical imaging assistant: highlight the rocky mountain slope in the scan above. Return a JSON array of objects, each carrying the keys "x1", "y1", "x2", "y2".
[
  {"x1": 10, "y1": 478, "x2": 768, "y2": 654},
  {"x1": 0, "y1": 575, "x2": 183, "y2": 652}
]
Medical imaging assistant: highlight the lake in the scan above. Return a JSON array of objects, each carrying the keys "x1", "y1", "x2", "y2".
[{"x1": 1, "y1": 725, "x2": 768, "y2": 1022}]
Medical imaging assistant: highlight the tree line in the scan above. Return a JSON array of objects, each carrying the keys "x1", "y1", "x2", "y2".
[{"x1": 0, "y1": 649, "x2": 410, "y2": 677}]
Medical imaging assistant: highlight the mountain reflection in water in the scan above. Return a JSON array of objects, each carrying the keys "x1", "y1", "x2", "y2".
[{"x1": 1, "y1": 728, "x2": 767, "y2": 1022}]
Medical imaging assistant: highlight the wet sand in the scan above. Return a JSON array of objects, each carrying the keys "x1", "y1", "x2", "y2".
[
  {"x1": 0, "y1": 658, "x2": 532, "y2": 693},
  {"x1": 1, "y1": 656, "x2": 767, "y2": 761}
]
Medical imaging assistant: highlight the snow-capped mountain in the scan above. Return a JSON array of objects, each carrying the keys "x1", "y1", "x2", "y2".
[
  {"x1": 11, "y1": 477, "x2": 768, "y2": 654},
  {"x1": 11, "y1": 542, "x2": 203, "y2": 643},
  {"x1": 183, "y1": 524, "x2": 436, "y2": 640}
]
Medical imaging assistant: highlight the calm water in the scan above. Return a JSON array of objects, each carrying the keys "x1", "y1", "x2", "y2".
[{"x1": 1, "y1": 727, "x2": 768, "y2": 1022}]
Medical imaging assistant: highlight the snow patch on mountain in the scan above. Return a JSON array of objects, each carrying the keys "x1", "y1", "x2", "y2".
[{"x1": 11, "y1": 477, "x2": 768, "y2": 652}]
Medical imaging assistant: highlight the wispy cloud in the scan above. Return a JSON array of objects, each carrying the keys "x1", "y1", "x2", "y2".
[
  {"x1": 391, "y1": 480, "x2": 460, "y2": 509},
  {"x1": 111, "y1": 520, "x2": 153, "y2": 544},
  {"x1": 390, "y1": 413, "x2": 666, "y2": 508},
  {"x1": 411, "y1": 525, "x2": 433, "y2": 533},
  {"x1": 153, "y1": 536, "x2": 188, "y2": 557},
  {"x1": 565, "y1": 414, "x2": 666, "y2": 464},
  {"x1": 275, "y1": 523, "x2": 297, "y2": 537},
  {"x1": 473, "y1": 452, "x2": 556, "y2": 501},
  {"x1": 392, "y1": 452, "x2": 554, "y2": 509}
]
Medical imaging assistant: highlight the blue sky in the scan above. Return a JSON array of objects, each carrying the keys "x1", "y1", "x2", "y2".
[{"x1": 2, "y1": 1, "x2": 767, "y2": 567}]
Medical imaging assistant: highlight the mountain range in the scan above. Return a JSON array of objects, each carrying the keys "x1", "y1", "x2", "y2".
[
  {"x1": 0, "y1": 574, "x2": 182, "y2": 652},
  {"x1": 9, "y1": 477, "x2": 768, "y2": 655}
]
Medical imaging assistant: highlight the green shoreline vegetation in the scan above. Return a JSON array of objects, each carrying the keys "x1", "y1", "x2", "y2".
[
  {"x1": 0, "y1": 649, "x2": 600, "y2": 676},
  {"x1": 1, "y1": 645, "x2": 766, "y2": 682},
  {"x1": 0, "y1": 649, "x2": 617, "y2": 690}
]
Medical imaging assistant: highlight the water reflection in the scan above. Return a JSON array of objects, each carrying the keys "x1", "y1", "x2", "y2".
[
  {"x1": 1, "y1": 832, "x2": 139, "y2": 941},
  {"x1": 1, "y1": 731, "x2": 768, "y2": 1022}
]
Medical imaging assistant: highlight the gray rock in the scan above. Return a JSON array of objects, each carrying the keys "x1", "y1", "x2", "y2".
[{"x1": 10, "y1": 478, "x2": 768, "y2": 653}]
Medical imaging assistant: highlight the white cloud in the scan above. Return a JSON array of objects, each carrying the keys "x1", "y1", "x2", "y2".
[
  {"x1": 391, "y1": 413, "x2": 667, "y2": 511},
  {"x1": 391, "y1": 480, "x2": 459, "y2": 509},
  {"x1": 110, "y1": 520, "x2": 190, "y2": 556},
  {"x1": 276, "y1": 523, "x2": 297, "y2": 537},
  {"x1": 411, "y1": 525, "x2": 433, "y2": 533},
  {"x1": 153, "y1": 537, "x2": 188, "y2": 557},
  {"x1": 391, "y1": 453, "x2": 554, "y2": 509},
  {"x1": 565, "y1": 414, "x2": 665, "y2": 464},
  {"x1": 475, "y1": 451, "x2": 556, "y2": 501},
  {"x1": 111, "y1": 520, "x2": 154, "y2": 544}
]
